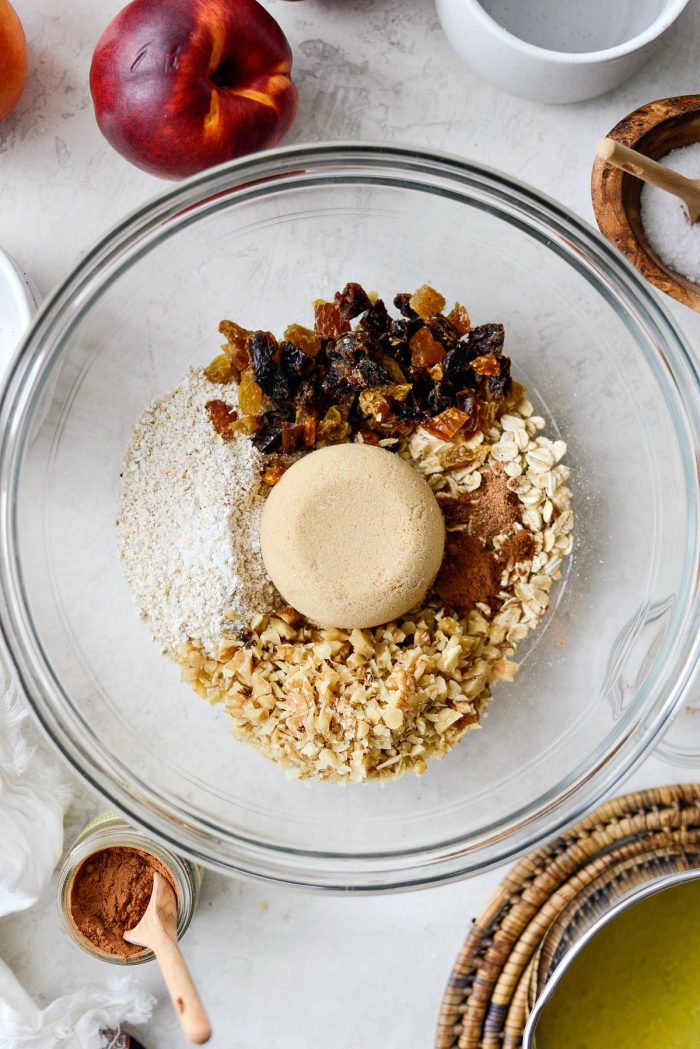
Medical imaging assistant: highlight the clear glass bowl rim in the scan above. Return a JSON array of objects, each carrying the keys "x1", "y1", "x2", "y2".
[{"x1": 1, "y1": 141, "x2": 699, "y2": 892}]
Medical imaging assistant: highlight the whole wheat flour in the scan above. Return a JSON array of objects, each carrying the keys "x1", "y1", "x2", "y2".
[{"x1": 117, "y1": 369, "x2": 277, "y2": 657}]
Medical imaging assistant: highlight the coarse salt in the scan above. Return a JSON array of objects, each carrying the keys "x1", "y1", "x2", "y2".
[{"x1": 640, "y1": 142, "x2": 700, "y2": 284}]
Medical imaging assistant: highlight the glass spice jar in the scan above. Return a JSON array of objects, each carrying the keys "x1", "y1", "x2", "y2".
[{"x1": 58, "y1": 812, "x2": 203, "y2": 965}]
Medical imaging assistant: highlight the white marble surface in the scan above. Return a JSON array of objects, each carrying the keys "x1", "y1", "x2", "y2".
[{"x1": 1, "y1": 1, "x2": 700, "y2": 1046}]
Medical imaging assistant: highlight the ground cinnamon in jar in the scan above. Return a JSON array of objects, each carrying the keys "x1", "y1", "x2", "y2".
[{"x1": 69, "y1": 847, "x2": 177, "y2": 959}]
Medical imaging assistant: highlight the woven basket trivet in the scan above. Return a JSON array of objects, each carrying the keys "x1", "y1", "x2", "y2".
[{"x1": 436, "y1": 783, "x2": 700, "y2": 1049}]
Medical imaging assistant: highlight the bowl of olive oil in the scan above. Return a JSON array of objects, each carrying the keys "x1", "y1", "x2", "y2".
[{"x1": 524, "y1": 869, "x2": 700, "y2": 1049}]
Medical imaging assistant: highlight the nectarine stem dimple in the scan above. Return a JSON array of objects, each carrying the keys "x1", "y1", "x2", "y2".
[{"x1": 210, "y1": 59, "x2": 239, "y2": 88}]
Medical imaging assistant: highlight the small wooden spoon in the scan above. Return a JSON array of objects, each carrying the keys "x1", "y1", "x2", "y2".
[
  {"x1": 596, "y1": 138, "x2": 700, "y2": 223},
  {"x1": 124, "y1": 872, "x2": 211, "y2": 1045}
]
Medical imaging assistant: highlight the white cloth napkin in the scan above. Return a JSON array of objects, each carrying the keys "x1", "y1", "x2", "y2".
[
  {"x1": 0, "y1": 677, "x2": 155, "y2": 1047},
  {"x1": 0, "y1": 963, "x2": 154, "y2": 1049},
  {"x1": 0, "y1": 686, "x2": 71, "y2": 917}
]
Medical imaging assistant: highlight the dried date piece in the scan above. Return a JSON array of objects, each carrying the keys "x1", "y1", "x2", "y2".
[
  {"x1": 423, "y1": 406, "x2": 471, "y2": 441},
  {"x1": 409, "y1": 284, "x2": 446, "y2": 319},
  {"x1": 447, "y1": 302, "x2": 471, "y2": 336},
  {"x1": 471, "y1": 353, "x2": 501, "y2": 377},
  {"x1": 206, "y1": 399, "x2": 239, "y2": 438},
  {"x1": 410, "y1": 327, "x2": 446, "y2": 369},
  {"x1": 314, "y1": 300, "x2": 351, "y2": 338}
]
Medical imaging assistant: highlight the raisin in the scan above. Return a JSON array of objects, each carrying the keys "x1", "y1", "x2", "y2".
[
  {"x1": 252, "y1": 421, "x2": 282, "y2": 453},
  {"x1": 465, "y1": 323, "x2": 505, "y2": 358},
  {"x1": 358, "y1": 389, "x2": 392, "y2": 421},
  {"x1": 443, "y1": 344, "x2": 478, "y2": 384},
  {"x1": 393, "y1": 292, "x2": 416, "y2": 318},
  {"x1": 437, "y1": 444, "x2": 481, "y2": 471},
  {"x1": 336, "y1": 282, "x2": 371, "y2": 322},
  {"x1": 218, "y1": 319, "x2": 251, "y2": 374},
  {"x1": 425, "y1": 313, "x2": 459, "y2": 349},
  {"x1": 250, "y1": 331, "x2": 285, "y2": 398},
  {"x1": 331, "y1": 331, "x2": 371, "y2": 361},
  {"x1": 347, "y1": 357, "x2": 392, "y2": 390},
  {"x1": 296, "y1": 379, "x2": 319, "y2": 413},
  {"x1": 280, "y1": 340, "x2": 307, "y2": 383},
  {"x1": 479, "y1": 355, "x2": 512, "y2": 402},
  {"x1": 425, "y1": 381, "x2": 454, "y2": 416},
  {"x1": 359, "y1": 298, "x2": 390, "y2": 338},
  {"x1": 455, "y1": 392, "x2": 481, "y2": 435}
]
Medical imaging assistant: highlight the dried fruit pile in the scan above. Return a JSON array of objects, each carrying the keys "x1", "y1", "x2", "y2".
[{"x1": 204, "y1": 282, "x2": 523, "y2": 466}]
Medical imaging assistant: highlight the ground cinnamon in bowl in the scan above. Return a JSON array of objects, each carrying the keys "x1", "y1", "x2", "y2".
[
  {"x1": 69, "y1": 846, "x2": 177, "y2": 960},
  {"x1": 436, "y1": 467, "x2": 535, "y2": 614}
]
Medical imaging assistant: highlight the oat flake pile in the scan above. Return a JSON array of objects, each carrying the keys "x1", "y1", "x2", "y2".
[{"x1": 118, "y1": 283, "x2": 574, "y2": 783}]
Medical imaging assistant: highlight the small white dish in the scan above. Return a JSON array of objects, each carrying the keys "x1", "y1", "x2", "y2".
[
  {"x1": 436, "y1": 0, "x2": 690, "y2": 103},
  {"x1": 0, "y1": 248, "x2": 40, "y2": 385}
]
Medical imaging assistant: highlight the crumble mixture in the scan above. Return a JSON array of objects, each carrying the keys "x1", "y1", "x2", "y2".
[{"x1": 119, "y1": 284, "x2": 574, "y2": 782}]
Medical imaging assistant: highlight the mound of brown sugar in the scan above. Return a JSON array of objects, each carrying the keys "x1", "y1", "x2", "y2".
[{"x1": 69, "y1": 846, "x2": 176, "y2": 959}]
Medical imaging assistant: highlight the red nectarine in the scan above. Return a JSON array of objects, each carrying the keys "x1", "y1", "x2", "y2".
[
  {"x1": 0, "y1": 0, "x2": 28, "y2": 122},
  {"x1": 90, "y1": 0, "x2": 298, "y2": 180}
]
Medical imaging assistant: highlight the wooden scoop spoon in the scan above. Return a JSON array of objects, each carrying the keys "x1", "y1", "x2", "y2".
[
  {"x1": 596, "y1": 138, "x2": 700, "y2": 223},
  {"x1": 124, "y1": 872, "x2": 211, "y2": 1045}
]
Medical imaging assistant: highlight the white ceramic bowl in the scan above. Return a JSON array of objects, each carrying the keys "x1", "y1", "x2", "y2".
[
  {"x1": 0, "y1": 249, "x2": 40, "y2": 379},
  {"x1": 436, "y1": 0, "x2": 690, "y2": 103}
]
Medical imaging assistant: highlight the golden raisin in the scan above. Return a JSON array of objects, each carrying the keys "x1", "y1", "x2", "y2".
[
  {"x1": 437, "y1": 445, "x2": 481, "y2": 471},
  {"x1": 218, "y1": 320, "x2": 251, "y2": 373},
  {"x1": 238, "y1": 369, "x2": 263, "y2": 416},
  {"x1": 204, "y1": 354, "x2": 236, "y2": 384},
  {"x1": 284, "y1": 324, "x2": 322, "y2": 358}
]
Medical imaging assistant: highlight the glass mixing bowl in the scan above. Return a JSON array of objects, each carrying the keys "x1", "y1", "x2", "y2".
[{"x1": 1, "y1": 144, "x2": 699, "y2": 891}]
